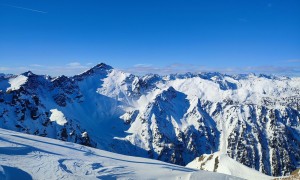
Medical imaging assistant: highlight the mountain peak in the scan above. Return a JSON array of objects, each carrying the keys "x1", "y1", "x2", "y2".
[
  {"x1": 74, "y1": 63, "x2": 113, "y2": 80},
  {"x1": 92, "y1": 63, "x2": 113, "y2": 70},
  {"x1": 21, "y1": 71, "x2": 35, "y2": 77},
  {"x1": 156, "y1": 86, "x2": 178, "y2": 101}
]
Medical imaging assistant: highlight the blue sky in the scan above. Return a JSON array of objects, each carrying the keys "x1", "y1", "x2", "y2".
[{"x1": 0, "y1": 0, "x2": 299, "y2": 76}]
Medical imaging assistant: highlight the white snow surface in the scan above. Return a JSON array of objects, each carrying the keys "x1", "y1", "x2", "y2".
[
  {"x1": 6, "y1": 75, "x2": 28, "y2": 91},
  {"x1": 49, "y1": 109, "x2": 67, "y2": 126},
  {"x1": 0, "y1": 128, "x2": 241, "y2": 180},
  {"x1": 186, "y1": 152, "x2": 272, "y2": 180},
  {"x1": 82, "y1": 131, "x2": 88, "y2": 138}
]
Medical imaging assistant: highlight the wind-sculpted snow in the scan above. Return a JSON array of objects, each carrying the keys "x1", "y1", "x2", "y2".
[
  {"x1": 0, "y1": 63, "x2": 299, "y2": 177},
  {"x1": 0, "y1": 128, "x2": 240, "y2": 179}
]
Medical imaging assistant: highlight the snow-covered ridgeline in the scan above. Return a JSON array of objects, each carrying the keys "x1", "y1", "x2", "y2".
[{"x1": 0, "y1": 63, "x2": 299, "y2": 177}]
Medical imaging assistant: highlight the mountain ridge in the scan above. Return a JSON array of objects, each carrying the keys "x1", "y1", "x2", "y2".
[{"x1": 0, "y1": 63, "x2": 299, "y2": 176}]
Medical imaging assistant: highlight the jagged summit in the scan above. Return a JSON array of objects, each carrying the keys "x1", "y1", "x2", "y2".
[
  {"x1": 74, "y1": 63, "x2": 113, "y2": 80},
  {"x1": 92, "y1": 63, "x2": 113, "y2": 70},
  {"x1": 21, "y1": 71, "x2": 35, "y2": 77},
  {"x1": 156, "y1": 86, "x2": 178, "y2": 101}
]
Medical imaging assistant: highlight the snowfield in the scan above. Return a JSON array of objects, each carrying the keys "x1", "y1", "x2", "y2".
[
  {"x1": 6, "y1": 75, "x2": 28, "y2": 91},
  {"x1": 186, "y1": 152, "x2": 272, "y2": 180},
  {"x1": 49, "y1": 109, "x2": 68, "y2": 126},
  {"x1": 0, "y1": 128, "x2": 241, "y2": 180}
]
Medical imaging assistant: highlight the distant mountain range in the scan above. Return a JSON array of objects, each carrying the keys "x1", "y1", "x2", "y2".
[{"x1": 0, "y1": 63, "x2": 299, "y2": 177}]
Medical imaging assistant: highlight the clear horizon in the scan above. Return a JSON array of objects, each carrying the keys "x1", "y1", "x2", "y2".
[
  {"x1": 1, "y1": 62, "x2": 300, "y2": 78},
  {"x1": 1, "y1": 0, "x2": 299, "y2": 76}
]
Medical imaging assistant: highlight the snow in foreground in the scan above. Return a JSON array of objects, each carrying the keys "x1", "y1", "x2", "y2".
[
  {"x1": 186, "y1": 152, "x2": 272, "y2": 180},
  {"x1": 0, "y1": 128, "x2": 240, "y2": 180}
]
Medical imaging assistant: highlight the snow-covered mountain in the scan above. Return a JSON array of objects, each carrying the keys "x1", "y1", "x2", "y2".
[
  {"x1": 0, "y1": 63, "x2": 299, "y2": 177},
  {"x1": 0, "y1": 128, "x2": 240, "y2": 180}
]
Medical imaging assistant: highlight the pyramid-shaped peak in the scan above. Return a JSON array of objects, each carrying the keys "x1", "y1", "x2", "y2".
[
  {"x1": 21, "y1": 71, "x2": 35, "y2": 77},
  {"x1": 92, "y1": 63, "x2": 113, "y2": 70},
  {"x1": 156, "y1": 86, "x2": 178, "y2": 101},
  {"x1": 74, "y1": 63, "x2": 113, "y2": 80}
]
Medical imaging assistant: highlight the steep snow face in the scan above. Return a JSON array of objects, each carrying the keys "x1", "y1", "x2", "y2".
[
  {"x1": 186, "y1": 152, "x2": 272, "y2": 180},
  {"x1": 6, "y1": 75, "x2": 28, "y2": 91},
  {"x1": 49, "y1": 109, "x2": 67, "y2": 125},
  {"x1": 0, "y1": 128, "x2": 241, "y2": 180},
  {"x1": 96, "y1": 69, "x2": 136, "y2": 105},
  {"x1": 0, "y1": 63, "x2": 299, "y2": 177},
  {"x1": 123, "y1": 87, "x2": 220, "y2": 165}
]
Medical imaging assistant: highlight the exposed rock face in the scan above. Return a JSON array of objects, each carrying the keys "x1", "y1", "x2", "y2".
[{"x1": 0, "y1": 63, "x2": 299, "y2": 176}]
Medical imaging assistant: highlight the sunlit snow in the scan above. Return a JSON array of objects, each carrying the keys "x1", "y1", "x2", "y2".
[
  {"x1": 6, "y1": 75, "x2": 28, "y2": 91},
  {"x1": 0, "y1": 128, "x2": 241, "y2": 180},
  {"x1": 49, "y1": 109, "x2": 67, "y2": 125},
  {"x1": 187, "y1": 152, "x2": 272, "y2": 180}
]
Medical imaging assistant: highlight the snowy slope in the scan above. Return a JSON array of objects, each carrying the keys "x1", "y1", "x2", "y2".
[
  {"x1": 186, "y1": 152, "x2": 272, "y2": 180},
  {"x1": 6, "y1": 75, "x2": 28, "y2": 91},
  {"x1": 0, "y1": 63, "x2": 299, "y2": 177},
  {"x1": 0, "y1": 128, "x2": 240, "y2": 180}
]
